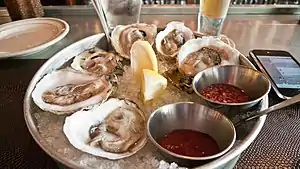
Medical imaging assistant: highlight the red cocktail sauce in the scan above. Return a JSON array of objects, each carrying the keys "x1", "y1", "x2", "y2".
[
  {"x1": 201, "y1": 83, "x2": 250, "y2": 103},
  {"x1": 159, "y1": 129, "x2": 219, "y2": 157}
]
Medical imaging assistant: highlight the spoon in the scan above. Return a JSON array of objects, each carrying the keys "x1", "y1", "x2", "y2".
[{"x1": 234, "y1": 94, "x2": 300, "y2": 127}]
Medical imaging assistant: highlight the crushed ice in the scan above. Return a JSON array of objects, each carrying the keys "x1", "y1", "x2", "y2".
[{"x1": 158, "y1": 160, "x2": 188, "y2": 169}]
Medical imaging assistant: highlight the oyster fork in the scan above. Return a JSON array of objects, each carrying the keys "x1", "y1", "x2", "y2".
[{"x1": 91, "y1": 0, "x2": 113, "y2": 50}]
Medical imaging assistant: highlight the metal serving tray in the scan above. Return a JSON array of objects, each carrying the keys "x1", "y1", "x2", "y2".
[{"x1": 24, "y1": 33, "x2": 267, "y2": 169}]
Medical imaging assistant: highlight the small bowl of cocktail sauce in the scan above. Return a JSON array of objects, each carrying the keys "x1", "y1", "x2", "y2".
[
  {"x1": 192, "y1": 65, "x2": 271, "y2": 111},
  {"x1": 147, "y1": 102, "x2": 236, "y2": 167}
]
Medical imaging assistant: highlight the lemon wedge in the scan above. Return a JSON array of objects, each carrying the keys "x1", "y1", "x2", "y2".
[
  {"x1": 130, "y1": 40, "x2": 158, "y2": 79},
  {"x1": 142, "y1": 69, "x2": 167, "y2": 102}
]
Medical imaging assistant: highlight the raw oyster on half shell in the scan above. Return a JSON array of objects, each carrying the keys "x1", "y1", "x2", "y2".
[
  {"x1": 71, "y1": 48, "x2": 124, "y2": 77},
  {"x1": 164, "y1": 36, "x2": 240, "y2": 94},
  {"x1": 155, "y1": 21, "x2": 194, "y2": 59},
  {"x1": 178, "y1": 36, "x2": 240, "y2": 76},
  {"x1": 111, "y1": 23, "x2": 157, "y2": 59},
  {"x1": 63, "y1": 98, "x2": 147, "y2": 159},
  {"x1": 32, "y1": 69, "x2": 113, "y2": 115}
]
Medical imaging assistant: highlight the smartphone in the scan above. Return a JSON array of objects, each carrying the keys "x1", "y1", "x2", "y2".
[{"x1": 249, "y1": 50, "x2": 300, "y2": 99}]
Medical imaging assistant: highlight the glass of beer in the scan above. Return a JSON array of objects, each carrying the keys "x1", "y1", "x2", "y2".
[
  {"x1": 197, "y1": 0, "x2": 231, "y2": 37},
  {"x1": 100, "y1": 0, "x2": 142, "y2": 29}
]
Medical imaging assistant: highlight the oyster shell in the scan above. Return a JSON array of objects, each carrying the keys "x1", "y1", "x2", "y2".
[
  {"x1": 163, "y1": 36, "x2": 240, "y2": 94},
  {"x1": 63, "y1": 98, "x2": 147, "y2": 159},
  {"x1": 32, "y1": 69, "x2": 113, "y2": 115},
  {"x1": 194, "y1": 32, "x2": 236, "y2": 49},
  {"x1": 178, "y1": 36, "x2": 240, "y2": 76},
  {"x1": 155, "y1": 21, "x2": 194, "y2": 59},
  {"x1": 71, "y1": 48, "x2": 124, "y2": 77},
  {"x1": 111, "y1": 23, "x2": 157, "y2": 59}
]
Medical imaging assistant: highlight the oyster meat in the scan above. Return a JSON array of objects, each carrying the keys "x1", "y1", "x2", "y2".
[
  {"x1": 32, "y1": 69, "x2": 113, "y2": 115},
  {"x1": 155, "y1": 21, "x2": 194, "y2": 59},
  {"x1": 164, "y1": 36, "x2": 240, "y2": 94},
  {"x1": 178, "y1": 36, "x2": 240, "y2": 76},
  {"x1": 89, "y1": 101, "x2": 145, "y2": 153},
  {"x1": 111, "y1": 23, "x2": 157, "y2": 59},
  {"x1": 71, "y1": 48, "x2": 125, "y2": 77},
  {"x1": 71, "y1": 48, "x2": 118, "y2": 75},
  {"x1": 63, "y1": 98, "x2": 147, "y2": 159}
]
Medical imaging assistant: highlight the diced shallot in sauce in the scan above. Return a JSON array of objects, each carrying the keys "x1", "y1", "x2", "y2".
[{"x1": 201, "y1": 83, "x2": 250, "y2": 103}]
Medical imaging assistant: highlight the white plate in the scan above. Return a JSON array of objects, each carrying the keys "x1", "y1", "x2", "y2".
[{"x1": 0, "y1": 17, "x2": 70, "y2": 59}]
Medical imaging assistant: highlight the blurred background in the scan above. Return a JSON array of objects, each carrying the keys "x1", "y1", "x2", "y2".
[
  {"x1": 0, "y1": 0, "x2": 299, "y2": 6},
  {"x1": 142, "y1": 0, "x2": 299, "y2": 4}
]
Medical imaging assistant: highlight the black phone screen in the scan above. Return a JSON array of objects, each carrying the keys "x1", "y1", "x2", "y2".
[{"x1": 256, "y1": 55, "x2": 300, "y2": 89}]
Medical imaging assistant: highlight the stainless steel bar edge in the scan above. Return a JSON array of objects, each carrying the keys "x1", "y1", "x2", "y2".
[{"x1": 0, "y1": 5, "x2": 300, "y2": 17}]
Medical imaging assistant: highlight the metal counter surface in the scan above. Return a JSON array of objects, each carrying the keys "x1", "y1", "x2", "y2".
[{"x1": 0, "y1": 9, "x2": 299, "y2": 61}]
